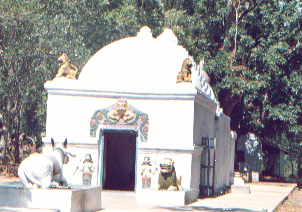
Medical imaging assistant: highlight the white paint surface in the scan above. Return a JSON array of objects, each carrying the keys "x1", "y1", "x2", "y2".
[{"x1": 43, "y1": 27, "x2": 234, "y2": 200}]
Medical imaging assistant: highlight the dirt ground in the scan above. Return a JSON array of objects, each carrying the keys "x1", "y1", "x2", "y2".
[
  {"x1": 0, "y1": 173, "x2": 19, "y2": 184},
  {"x1": 275, "y1": 187, "x2": 302, "y2": 212}
]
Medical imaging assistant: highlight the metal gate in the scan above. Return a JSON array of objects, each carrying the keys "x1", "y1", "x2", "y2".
[{"x1": 199, "y1": 137, "x2": 216, "y2": 196}]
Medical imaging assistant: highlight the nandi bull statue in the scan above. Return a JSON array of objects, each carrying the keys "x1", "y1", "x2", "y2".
[{"x1": 18, "y1": 138, "x2": 76, "y2": 188}]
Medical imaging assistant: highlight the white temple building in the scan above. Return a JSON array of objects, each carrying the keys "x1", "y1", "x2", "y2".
[{"x1": 43, "y1": 26, "x2": 236, "y2": 201}]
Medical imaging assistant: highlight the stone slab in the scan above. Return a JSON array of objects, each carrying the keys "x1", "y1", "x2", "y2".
[
  {"x1": 231, "y1": 185, "x2": 251, "y2": 193},
  {"x1": 190, "y1": 183, "x2": 296, "y2": 212},
  {"x1": 0, "y1": 207, "x2": 59, "y2": 211},
  {"x1": 0, "y1": 182, "x2": 102, "y2": 212},
  {"x1": 136, "y1": 189, "x2": 197, "y2": 206},
  {"x1": 249, "y1": 171, "x2": 259, "y2": 183}
]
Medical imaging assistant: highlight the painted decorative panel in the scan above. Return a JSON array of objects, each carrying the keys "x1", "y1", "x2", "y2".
[{"x1": 90, "y1": 99, "x2": 149, "y2": 142}]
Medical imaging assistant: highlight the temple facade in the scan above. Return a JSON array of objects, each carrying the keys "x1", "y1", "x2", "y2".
[{"x1": 44, "y1": 26, "x2": 236, "y2": 200}]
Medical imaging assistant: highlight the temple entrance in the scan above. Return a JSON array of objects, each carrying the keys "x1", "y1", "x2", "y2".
[{"x1": 102, "y1": 130, "x2": 137, "y2": 191}]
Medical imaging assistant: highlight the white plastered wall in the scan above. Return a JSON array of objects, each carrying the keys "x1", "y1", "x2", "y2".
[
  {"x1": 44, "y1": 87, "x2": 197, "y2": 189},
  {"x1": 45, "y1": 89, "x2": 195, "y2": 150},
  {"x1": 214, "y1": 113, "x2": 234, "y2": 191},
  {"x1": 44, "y1": 84, "x2": 234, "y2": 195}
]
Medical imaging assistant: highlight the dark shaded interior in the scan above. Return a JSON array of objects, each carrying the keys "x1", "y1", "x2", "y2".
[{"x1": 103, "y1": 130, "x2": 137, "y2": 191}]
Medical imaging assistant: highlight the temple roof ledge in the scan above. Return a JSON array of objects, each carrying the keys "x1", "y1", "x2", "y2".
[{"x1": 194, "y1": 89, "x2": 219, "y2": 111}]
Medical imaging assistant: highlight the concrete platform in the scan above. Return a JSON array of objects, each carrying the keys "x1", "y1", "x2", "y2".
[
  {"x1": 0, "y1": 182, "x2": 102, "y2": 212},
  {"x1": 0, "y1": 207, "x2": 59, "y2": 211},
  {"x1": 189, "y1": 183, "x2": 297, "y2": 212},
  {"x1": 136, "y1": 189, "x2": 197, "y2": 206},
  {"x1": 231, "y1": 185, "x2": 251, "y2": 193},
  {"x1": 0, "y1": 182, "x2": 296, "y2": 212},
  {"x1": 99, "y1": 183, "x2": 296, "y2": 212}
]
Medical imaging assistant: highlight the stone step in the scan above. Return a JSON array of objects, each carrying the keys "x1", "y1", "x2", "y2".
[
  {"x1": 231, "y1": 185, "x2": 251, "y2": 194},
  {"x1": 233, "y1": 171, "x2": 241, "y2": 177}
]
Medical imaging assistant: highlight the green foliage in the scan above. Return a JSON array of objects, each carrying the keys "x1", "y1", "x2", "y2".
[
  {"x1": 0, "y1": 0, "x2": 301, "y2": 176},
  {"x1": 135, "y1": 0, "x2": 166, "y2": 37},
  {"x1": 0, "y1": 0, "x2": 168, "y2": 163},
  {"x1": 166, "y1": 0, "x2": 302, "y2": 139},
  {"x1": 0, "y1": 0, "x2": 51, "y2": 162},
  {"x1": 163, "y1": 0, "x2": 302, "y2": 179}
]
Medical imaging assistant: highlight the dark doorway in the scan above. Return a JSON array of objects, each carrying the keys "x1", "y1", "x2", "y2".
[{"x1": 102, "y1": 130, "x2": 137, "y2": 191}]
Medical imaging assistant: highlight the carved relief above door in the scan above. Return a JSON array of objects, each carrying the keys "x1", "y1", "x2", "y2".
[{"x1": 90, "y1": 99, "x2": 149, "y2": 142}]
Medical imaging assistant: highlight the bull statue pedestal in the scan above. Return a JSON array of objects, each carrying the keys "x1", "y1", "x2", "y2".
[
  {"x1": 1, "y1": 138, "x2": 102, "y2": 212},
  {"x1": 0, "y1": 182, "x2": 102, "y2": 212}
]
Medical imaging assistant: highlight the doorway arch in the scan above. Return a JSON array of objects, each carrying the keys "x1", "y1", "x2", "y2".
[{"x1": 90, "y1": 99, "x2": 149, "y2": 191}]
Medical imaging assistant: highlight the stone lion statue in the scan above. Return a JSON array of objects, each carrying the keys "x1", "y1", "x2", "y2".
[
  {"x1": 158, "y1": 158, "x2": 182, "y2": 191},
  {"x1": 176, "y1": 58, "x2": 193, "y2": 83},
  {"x1": 56, "y1": 53, "x2": 78, "y2": 79}
]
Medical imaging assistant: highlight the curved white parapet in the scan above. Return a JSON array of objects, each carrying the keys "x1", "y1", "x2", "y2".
[{"x1": 46, "y1": 26, "x2": 217, "y2": 103}]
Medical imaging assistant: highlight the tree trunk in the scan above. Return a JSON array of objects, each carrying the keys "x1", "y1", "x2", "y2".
[
  {"x1": 298, "y1": 157, "x2": 302, "y2": 188},
  {"x1": 2, "y1": 97, "x2": 15, "y2": 164},
  {"x1": 14, "y1": 94, "x2": 22, "y2": 163}
]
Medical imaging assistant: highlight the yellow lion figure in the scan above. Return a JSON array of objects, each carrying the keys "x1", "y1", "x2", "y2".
[
  {"x1": 157, "y1": 158, "x2": 183, "y2": 191},
  {"x1": 176, "y1": 58, "x2": 193, "y2": 83},
  {"x1": 56, "y1": 53, "x2": 78, "y2": 79}
]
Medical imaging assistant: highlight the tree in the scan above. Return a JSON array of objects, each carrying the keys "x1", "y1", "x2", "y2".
[
  {"x1": 135, "y1": 0, "x2": 166, "y2": 37},
  {"x1": 165, "y1": 0, "x2": 302, "y2": 138},
  {"x1": 0, "y1": 0, "x2": 48, "y2": 163},
  {"x1": 1, "y1": 0, "x2": 300, "y2": 179},
  {"x1": 0, "y1": 0, "x2": 145, "y2": 163},
  {"x1": 163, "y1": 0, "x2": 302, "y2": 179}
]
